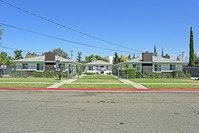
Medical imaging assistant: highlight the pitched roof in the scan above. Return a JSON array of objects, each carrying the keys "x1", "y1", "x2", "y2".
[
  {"x1": 119, "y1": 56, "x2": 187, "y2": 64},
  {"x1": 86, "y1": 60, "x2": 113, "y2": 65},
  {"x1": 11, "y1": 55, "x2": 80, "y2": 64}
]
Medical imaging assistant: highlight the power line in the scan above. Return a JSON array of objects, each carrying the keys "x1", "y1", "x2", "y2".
[
  {"x1": 0, "y1": 0, "x2": 142, "y2": 53},
  {"x1": 0, "y1": 45, "x2": 42, "y2": 54},
  {"x1": 0, "y1": 23, "x2": 137, "y2": 54}
]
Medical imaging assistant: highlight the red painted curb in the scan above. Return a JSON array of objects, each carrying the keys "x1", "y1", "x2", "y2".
[{"x1": 0, "y1": 87, "x2": 199, "y2": 91}]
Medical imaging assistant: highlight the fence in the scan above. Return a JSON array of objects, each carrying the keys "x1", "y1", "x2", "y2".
[{"x1": 0, "y1": 65, "x2": 15, "y2": 77}]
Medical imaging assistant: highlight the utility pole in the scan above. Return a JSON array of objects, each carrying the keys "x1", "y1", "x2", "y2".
[{"x1": 181, "y1": 52, "x2": 185, "y2": 61}]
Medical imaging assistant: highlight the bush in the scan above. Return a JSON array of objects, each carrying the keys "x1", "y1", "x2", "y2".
[
  {"x1": 143, "y1": 73, "x2": 153, "y2": 78},
  {"x1": 10, "y1": 71, "x2": 26, "y2": 77},
  {"x1": 122, "y1": 68, "x2": 136, "y2": 79},
  {"x1": 33, "y1": 71, "x2": 44, "y2": 77},
  {"x1": 186, "y1": 73, "x2": 191, "y2": 78},
  {"x1": 62, "y1": 72, "x2": 68, "y2": 78},
  {"x1": 79, "y1": 69, "x2": 82, "y2": 75},
  {"x1": 46, "y1": 71, "x2": 54, "y2": 77},
  {"x1": 86, "y1": 72, "x2": 94, "y2": 75},
  {"x1": 173, "y1": 70, "x2": 182, "y2": 78},
  {"x1": 136, "y1": 71, "x2": 143, "y2": 78}
]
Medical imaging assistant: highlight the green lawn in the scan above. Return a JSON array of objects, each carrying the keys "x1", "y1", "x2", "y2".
[
  {"x1": 0, "y1": 77, "x2": 66, "y2": 82},
  {"x1": 74, "y1": 75, "x2": 122, "y2": 83},
  {"x1": 130, "y1": 78, "x2": 199, "y2": 83},
  {"x1": 59, "y1": 84, "x2": 135, "y2": 89},
  {"x1": 144, "y1": 84, "x2": 199, "y2": 89},
  {"x1": 0, "y1": 83, "x2": 52, "y2": 88}
]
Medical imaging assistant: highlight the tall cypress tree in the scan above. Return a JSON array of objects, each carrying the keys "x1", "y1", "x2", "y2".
[
  {"x1": 154, "y1": 45, "x2": 156, "y2": 53},
  {"x1": 189, "y1": 27, "x2": 195, "y2": 66},
  {"x1": 162, "y1": 48, "x2": 164, "y2": 57}
]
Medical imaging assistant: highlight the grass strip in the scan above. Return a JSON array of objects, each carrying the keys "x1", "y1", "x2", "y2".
[
  {"x1": 59, "y1": 84, "x2": 135, "y2": 89},
  {"x1": 130, "y1": 78, "x2": 199, "y2": 83},
  {"x1": 0, "y1": 83, "x2": 52, "y2": 88},
  {"x1": 144, "y1": 84, "x2": 199, "y2": 89}
]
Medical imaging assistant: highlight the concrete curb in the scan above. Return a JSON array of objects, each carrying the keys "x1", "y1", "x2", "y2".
[{"x1": 1, "y1": 87, "x2": 199, "y2": 91}]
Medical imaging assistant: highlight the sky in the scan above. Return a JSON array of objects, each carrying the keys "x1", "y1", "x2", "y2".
[{"x1": 0, "y1": 0, "x2": 199, "y2": 61}]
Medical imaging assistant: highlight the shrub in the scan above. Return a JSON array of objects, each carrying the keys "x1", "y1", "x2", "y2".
[
  {"x1": 122, "y1": 68, "x2": 136, "y2": 79},
  {"x1": 173, "y1": 70, "x2": 182, "y2": 78},
  {"x1": 62, "y1": 72, "x2": 68, "y2": 78},
  {"x1": 46, "y1": 71, "x2": 54, "y2": 77},
  {"x1": 33, "y1": 71, "x2": 44, "y2": 77},
  {"x1": 79, "y1": 69, "x2": 82, "y2": 75},
  {"x1": 143, "y1": 73, "x2": 153, "y2": 78},
  {"x1": 136, "y1": 71, "x2": 143, "y2": 78},
  {"x1": 10, "y1": 71, "x2": 26, "y2": 77},
  {"x1": 186, "y1": 73, "x2": 191, "y2": 78}
]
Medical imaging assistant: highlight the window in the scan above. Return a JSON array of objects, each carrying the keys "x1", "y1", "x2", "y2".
[
  {"x1": 106, "y1": 66, "x2": 108, "y2": 70},
  {"x1": 89, "y1": 66, "x2": 93, "y2": 70},
  {"x1": 136, "y1": 65, "x2": 141, "y2": 71},
  {"x1": 37, "y1": 64, "x2": 44, "y2": 71},
  {"x1": 22, "y1": 64, "x2": 28, "y2": 69},
  {"x1": 133, "y1": 64, "x2": 136, "y2": 68},
  {"x1": 170, "y1": 65, "x2": 176, "y2": 70},
  {"x1": 154, "y1": 65, "x2": 161, "y2": 71}
]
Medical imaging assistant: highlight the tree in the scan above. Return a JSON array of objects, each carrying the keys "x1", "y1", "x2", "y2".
[
  {"x1": 77, "y1": 51, "x2": 82, "y2": 63},
  {"x1": 52, "y1": 48, "x2": 68, "y2": 59},
  {"x1": 120, "y1": 55, "x2": 128, "y2": 62},
  {"x1": 128, "y1": 54, "x2": 131, "y2": 60},
  {"x1": 162, "y1": 48, "x2": 164, "y2": 57},
  {"x1": 113, "y1": 52, "x2": 120, "y2": 64},
  {"x1": 14, "y1": 50, "x2": 23, "y2": 60},
  {"x1": 85, "y1": 54, "x2": 108, "y2": 63},
  {"x1": 0, "y1": 25, "x2": 3, "y2": 40},
  {"x1": 164, "y1": 53, "x2": 170, "y2": 59},
  {"x1": 189, "y1": 27, "x2": 195, "y2": 66},
  {"x1": 26, "y1": 52, "x2": 36, "y2": 56},
  {"x1": 133, "y1": 53, "x2": 135, "y2": 59},
  {"x1": 0, "y1": 52, "x2": 13, "y2": 65},
  {"x1": 154, "y1": 45, "x2": 157, "y2": 53},
  {"x1": 176, "y1": 56, "x2": 180, "y2": 61}
]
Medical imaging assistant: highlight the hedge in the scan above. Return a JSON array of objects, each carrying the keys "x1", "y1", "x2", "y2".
[
  {"x1": 122, "y1": 68, "x2": 136, "y2": 79},
  {"x1": 33, "y1": 71, "x2": 44, "y2": 77},
  {"x1": 9, "y1": 71, "x2": 26, "y2": 77},
  {"x1": 46, "y1": 71, "x2": 54, "y2": 77}
]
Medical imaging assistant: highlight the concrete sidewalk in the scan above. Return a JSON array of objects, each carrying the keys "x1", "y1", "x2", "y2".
[
  {"x1": 118, "y1": 78, "x2": 148, "y2": 89},
  {"x1": 47, "y1": 74, "x2": 85, "y2": 88}
]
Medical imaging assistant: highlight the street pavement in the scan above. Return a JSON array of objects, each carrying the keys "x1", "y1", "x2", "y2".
[{"x1": 0, "y1": 90, "x2": 199, "y2": 133}]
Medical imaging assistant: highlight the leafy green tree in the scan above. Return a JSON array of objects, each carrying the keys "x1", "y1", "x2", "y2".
[
  {"x1": 164, "y1": 53, "x2": 170, "y2": 59},
  {"x1": 14, "y1": 50, "x2": 23, "y2": 60},
  {"x1": 85, "y1": 54, "x2": 108, "y2": 63},
  {"x1": 0, "y1": 52, "x2": 13, "y2": 65},
  {"x1": 176, "y1": 56, "x2": 180, "y2": 61},
  {"x1": 189, "y1": 27, "x2": 195, "y2": 66},
  {"x1": 162, "y1": 48, "x2": 164, "y2": 57},
  {"x1": 113, "y1": 52, "x2": 120, "y2": 64},
  {"x1": 26, "y1": 52, "x2": 36, "y2": 56},
  {"x1": 77, "y1": 51, "x2": 82, "y2": 63},
  {"x1": 52, "y1": 48, "x2": 68, "y2": 59}
]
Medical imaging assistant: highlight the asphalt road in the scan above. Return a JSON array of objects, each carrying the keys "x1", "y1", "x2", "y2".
[{"x1": 0, "y1": 90, "x2": 199, "y2": 133}]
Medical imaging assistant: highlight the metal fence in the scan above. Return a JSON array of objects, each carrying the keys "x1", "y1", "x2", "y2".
[{"x1": 0, "y1": 65, "x2": 15, "y2": 77}]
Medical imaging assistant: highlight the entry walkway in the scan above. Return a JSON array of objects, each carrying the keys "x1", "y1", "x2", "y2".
[
  {"x1": 118, "y1": 78, "x2": 148, "y2": 89},
  {"x1": 47, "y1": 74, "x2": 85, "y2": 88}
]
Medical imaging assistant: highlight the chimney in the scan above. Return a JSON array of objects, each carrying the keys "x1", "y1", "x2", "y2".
[
  {"x1": 142, "y1": 51, "x2": 153, "y2": 62},
  {"x1": 45, "y1": 51, "x2": 55, "y2": 61}
]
